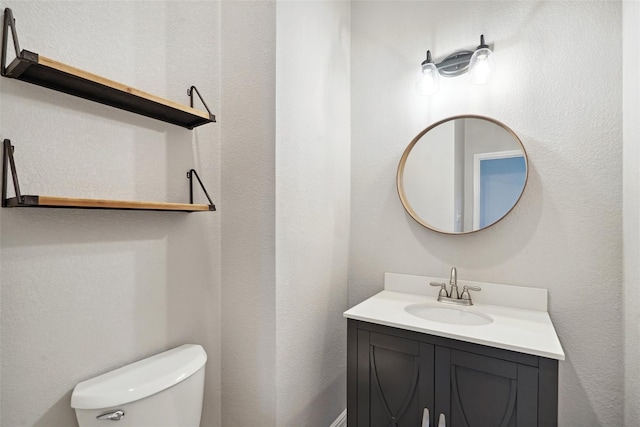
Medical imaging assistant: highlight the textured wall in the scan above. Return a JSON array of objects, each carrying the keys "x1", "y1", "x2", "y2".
[
  {"x1": 220, "y1": 1, "x2": 277, "y2": 426},
  {"x1": 220, "y1": 2, "x2": 350, "y2": 425},
  {"x1": 623, "y1": 1, "x2": 640, "y2": 424},
  {"x1": 275, "y1": 2, "x2": 350, "y2": 426},
  {"x1": 350, "y1": 2, "x2": 622, "y2": 425},
  {"x1": 0, "y1": 2, "x2": 221, "y2": 426}
]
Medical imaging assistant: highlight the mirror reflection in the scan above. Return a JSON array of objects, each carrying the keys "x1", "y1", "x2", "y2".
[{"x1": 397, "y1": 116, "x2": 527, "y2": 234}]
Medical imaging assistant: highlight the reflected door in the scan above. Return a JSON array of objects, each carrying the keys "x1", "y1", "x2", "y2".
[{"x1": 474, "y1": 153, "x2": 526, "y2": 229}]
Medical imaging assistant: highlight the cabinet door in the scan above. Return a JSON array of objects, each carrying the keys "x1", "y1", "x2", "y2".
[
  {"x1": 357, "y1": 330, "x2": 434, "y2": 427},
  {"x1": 434, "y1": 348, "x2": 538, "y2": 427}
]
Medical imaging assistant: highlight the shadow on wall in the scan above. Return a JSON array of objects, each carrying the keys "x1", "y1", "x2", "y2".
[
  {"x1": 403, "y1": 157, "x2": 542, "y2": 269},
  {"x1": 165, "y1": 213, "x2": 220, "y2": 426},
  {"x1": 285, "y1": 375, "x2": 346, "y2": 427},
  {"x1": 377, "y1": 137, "x2": 542, "y2": 274},
  {"x1": 0, "y1": 209, "x2": 177, "y2": 248},
  {"x1": 558, "y1": 355, "x2": 601, "y2": 426},
  {"x1": 34, "y1": 391, "x2": 76, "y2": 427},
  {"x1": 0, "y1": 79, "x2": 173, "y2": 135}
]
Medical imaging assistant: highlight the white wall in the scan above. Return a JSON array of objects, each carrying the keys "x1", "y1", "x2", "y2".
[
  {"x1": 623, "y1": 1, "x2": 640, "y2": 424},
  {"x1": 0, "y1": 2, "x2": 221, "y2": 426},
  {"x1": 350, "y1": 2, "x2": 622, "y2": 425},
  {"x1": 220, "y1": 1, "x2": 277, "y2": 426},
  {"x1": 275, "y1": 2, "x2": 350, "y2": 425},
  {"x1": 220, "y1": 1, "x2": 350, "y2": 426}
]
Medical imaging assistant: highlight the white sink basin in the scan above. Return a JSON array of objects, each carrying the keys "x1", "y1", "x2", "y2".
[{"x1": 405, "y1": 304, "x2": 493, "y2": 326}]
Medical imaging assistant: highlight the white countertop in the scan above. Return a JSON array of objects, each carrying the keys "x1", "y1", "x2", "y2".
[{"x1": 344, "y1": 277, "x2": 565, "y2": 360}]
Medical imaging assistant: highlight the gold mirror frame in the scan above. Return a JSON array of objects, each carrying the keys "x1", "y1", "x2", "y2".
[{"x1": 397, "y1": 115, "x2": 528, "y2": 234}]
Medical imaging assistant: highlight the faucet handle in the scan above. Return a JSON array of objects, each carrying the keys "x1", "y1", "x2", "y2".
[
  {"x1": 460, "y1": 285, "x2": 481, "y2": 302},
  {"x1": 430, "y1": 281, "x2": 449, "y2": 298}
]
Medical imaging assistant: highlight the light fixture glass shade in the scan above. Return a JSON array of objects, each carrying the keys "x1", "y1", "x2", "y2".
[
  {"x1": 416, "y1": 62, "x2": 440, "y2": 95},
  {"x1": 468, "y1": 47, "x2": 495, "y2": 85}
]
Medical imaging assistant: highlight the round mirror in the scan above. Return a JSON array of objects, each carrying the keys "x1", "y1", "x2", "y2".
[{"x1": 397, "y1": 115, "x2": 528, "y2": 234}]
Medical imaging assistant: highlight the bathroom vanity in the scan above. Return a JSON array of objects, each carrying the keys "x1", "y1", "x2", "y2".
[{"x1": 344, "y1": 273, "x2": 564, "y2": 427}]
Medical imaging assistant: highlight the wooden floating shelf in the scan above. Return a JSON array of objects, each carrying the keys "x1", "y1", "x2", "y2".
[
  {"x1": 2, "y1": 139, "x2": 216, "y2": 214},
  {"x1": 4, "y1": 195, "x2": 214, "y2": 212},
  {"x1": 1, "y1": 10, "x2": 217, "y2": 214},
  {"x1": 3, "y1": 50, "x2": 215, "y2": 129}
]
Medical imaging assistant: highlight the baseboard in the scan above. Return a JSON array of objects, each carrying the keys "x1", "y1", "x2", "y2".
[{"x1": 329, "y1": 409, "x2": 346, "y2": 427}]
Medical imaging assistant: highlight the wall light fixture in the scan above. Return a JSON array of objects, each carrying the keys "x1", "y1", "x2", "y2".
[
  {"x1": 416, "y1": 50, "x2": 440, "y2": 95},
  {"x1": 416, "y1": 35, "x2": 495, "y2": 95}
]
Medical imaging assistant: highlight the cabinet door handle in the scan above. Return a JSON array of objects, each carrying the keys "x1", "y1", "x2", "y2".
[
  {"x1": 438, "y1": 413, "x2": 446, "y2": 427},
  {"x1": 421, "y1": 408, "x2": 430, "y2": 427}
]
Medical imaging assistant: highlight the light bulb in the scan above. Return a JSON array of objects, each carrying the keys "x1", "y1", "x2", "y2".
[
  {"x1": 469, "y1": 35, "x2": 495, "y2": 85},
  {"x1": 416, "y1": 51, "x2": 440, "y2": 95}
]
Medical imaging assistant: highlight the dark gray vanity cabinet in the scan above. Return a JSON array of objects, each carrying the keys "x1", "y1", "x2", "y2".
[
  {"x1": 354, "y1": 330, "x2": 434, "y2": 426},
  {"x1": 347, "y1": 320, "x2": 559, "y2": 427}
]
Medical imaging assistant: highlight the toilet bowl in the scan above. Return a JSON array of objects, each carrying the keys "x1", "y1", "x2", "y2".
[{"x1": 71, "y1": 344, "x2": 207, "y2": 427}]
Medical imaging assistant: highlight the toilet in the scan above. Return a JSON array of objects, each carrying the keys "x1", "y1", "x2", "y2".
[{"x1": 71, "y1": 344, "x2": 207, "y2": 427}]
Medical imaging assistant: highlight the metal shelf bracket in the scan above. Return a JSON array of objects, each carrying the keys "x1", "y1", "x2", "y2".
[
  {"x1": 1, "y1": 8, "x2": 21, "y2": 76},
  {"x1": 187, "y1": 169, "x2": 216, "y2": 211},
  {"x1": 2, "y1": 139, "x2": 24, "y2": 207},
  {"x1": 188, "y1": 85, "x2": 216, "y2": 123}
]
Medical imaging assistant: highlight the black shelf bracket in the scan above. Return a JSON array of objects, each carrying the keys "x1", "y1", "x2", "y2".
[
  {"x1": 2, "y1": 139, "x2": 23, "y2": 207},
  {"x1": 187, "y1": 169, "x2": 216, "y2": 211},
  {"x1": 188, "y1": 86, "x2": 216, "y2": 123},
  {"x1": 1, "y1": 8, "x2": 21, "y2": 76}
]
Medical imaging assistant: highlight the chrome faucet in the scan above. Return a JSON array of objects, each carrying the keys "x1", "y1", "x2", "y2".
[{"x1": 430, "y1": 267, "x2": 481, "y2": 306}]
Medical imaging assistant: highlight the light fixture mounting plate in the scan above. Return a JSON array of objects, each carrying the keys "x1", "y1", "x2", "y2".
[{"x1": 436, "y1": 50, "x2": 474, "y2": 77}]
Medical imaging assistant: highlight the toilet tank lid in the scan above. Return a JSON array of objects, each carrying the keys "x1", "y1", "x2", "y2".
[{"x1": 71, "y1": 344, "x2": 207, "y2": 410}]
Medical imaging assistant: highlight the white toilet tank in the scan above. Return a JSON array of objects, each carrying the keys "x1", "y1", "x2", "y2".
[{"x1": 71, "y1": 344, "x2": 207, "y2": 427}]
